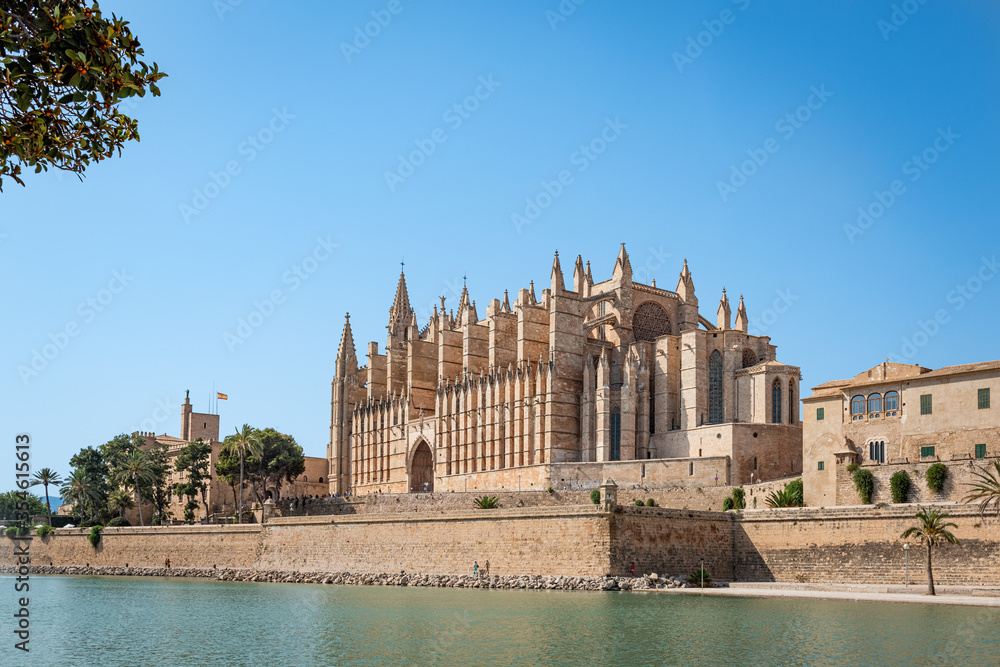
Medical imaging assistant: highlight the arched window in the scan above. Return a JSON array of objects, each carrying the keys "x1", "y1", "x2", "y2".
[
  {"x1": 868, "y1": 440, "x2": 886, "y2": 464},
  {"x1": 632, "y1": 302, "x2": 672, "y2": 341},
  {"x1": 318, "y1": 477, "x2": 324, "y2": 484},
  {"x1": 742, "y1": 348, "x2": 757, "y2": 368},
  {"x1": 868, "y1": 393, "x2": 882, "y2": 415},
  {"x1": 771, "y1": 378, "x2": 782, "y2": 424},
  {"x1": 851, "y1": 395, "x2": 865, "y2": 418},
  {"x1": 788, "y1": 380, "x2": 796, "y2": 424},
  {"x1": 610, "y1": 406, "x2": 621, "y2": 461},
  {"x1": 302, "y1": 476, "x2": 308, "y2": 482},
  {"x1": 709, "y1": 350, "x2": 723, "y2": 424},
  {"x1": 884, "y1": 391, "x2": 899, "y2": 413}
]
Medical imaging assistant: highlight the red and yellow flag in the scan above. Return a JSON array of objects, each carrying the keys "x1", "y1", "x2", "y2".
[{"x1": 217, "y1": 392, "x2": 228, "y2": 400}]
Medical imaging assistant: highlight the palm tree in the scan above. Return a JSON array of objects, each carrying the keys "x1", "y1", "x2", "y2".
[
  {"x1": 30, "y1": 468, "x2": 63, "y2": 525},
  {"x1": 108, "y1": 489, "x2": 135, "y2": 520},
  {"x1": 222, "y1": 425, "x2": 262, "y2": 524},
  {"x1": 901, "y1": 508, "x2": 961, "y2": 595},
  {"x1": 60, "y1": 470, "x2": 97, "y2": 522},
  {"x1": 116, "y1": 451, "x2": 155, "y2": 527},
  {"x1": 962, "y1": 459, "x2": 1000, "y2": 518}
]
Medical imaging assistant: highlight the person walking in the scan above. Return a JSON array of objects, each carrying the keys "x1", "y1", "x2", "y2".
[
  {"x1": 485, "y1": 560, "x2": 490, "y2": 576},
  {"x1": 630, "y1": 562, "x2": 635, "y2": 576},
  {"x1": 164, "y1": 557, "x2": 171, "y2": 569},
  {"x1": 473, "y1": 561, "x2": 479, "y2": 576}
]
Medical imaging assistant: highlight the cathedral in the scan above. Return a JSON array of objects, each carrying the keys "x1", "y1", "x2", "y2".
[{"x1": 328, "y1": 246, "x2": 802, "y2": 496}]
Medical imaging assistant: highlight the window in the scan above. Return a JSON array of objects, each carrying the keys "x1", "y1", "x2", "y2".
[
  {"x1": 869, "y1": 440, "x2": 885, "y2": 464},
  {"x1": 788, "y1": 381, "x2": 796, "y2": 424},
  {"x1": 610, "y1": 406, "x2": 621, "y2": 461},
  {"x1": 709, "y1": 350, "x2": 723, "y2": 424},
  {"x1": 920, "y1": 446, "x2": 936, "y2": 458},
  {"x1": 817, "y1": 461, "x2": 825, "y2": 471},
  {"x1": 867, "y1": 393, "x2": 882, "y2": 415},
  {"x1": 920, "y1": 394, "x2": 932, "y2": 415},
  {"x1": 742, "y1": 348, "x2": 757, "y2": 368},
  {"x1": 851, "y1": 395, "x2": 865, "y2": 418},
  {"x1": 979, "y1": 388, "x2": 991, "y2": 410},
  {"x1": 884, "y1": 391, "x2": 899, "y2": 413},
  {"x1": 976, "y1": 444, "x2": 987, "y2": 459},
  {"x1": 649, "y1": 382, "x2": 655, "y2": 434},
  {"x1": 632, "y1": 302, "x2": 672, "y2": 341},
  {"x1": 772, "y1": 379, "x2": 782, "y2": 424},
  {"x1": 689, "y1": 462, "x2": 694, "y2": 476},
  {"x1": 816, "y1": 407, "x2": 825, "y2": 421}
]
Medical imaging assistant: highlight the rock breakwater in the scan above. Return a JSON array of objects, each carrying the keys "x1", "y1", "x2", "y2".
[{"x1": 1, "y1": 565, "x2": 715, "y2": 591}]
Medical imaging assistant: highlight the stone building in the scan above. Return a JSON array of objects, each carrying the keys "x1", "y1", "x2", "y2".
[
  {"x1": 136, "y1": 393, "x2": 328, "y2": 522},
  {"x1": 802, "y1": 360, "x2": 1000, "y2": 506},
  {"x1": 328, "y1": 246, "x2": 802, "y2": 496}
]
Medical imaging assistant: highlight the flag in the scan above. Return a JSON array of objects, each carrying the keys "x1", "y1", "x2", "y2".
[{"x1": 217, "y1": 392, "x2": 228, "y2": 400}]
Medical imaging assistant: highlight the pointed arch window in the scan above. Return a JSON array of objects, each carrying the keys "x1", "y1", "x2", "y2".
[
  {"x1": 610, "y1": 406, "x2": 621, "y2": 461},
  {"x1": 771, "y1": 378, "x2": 782, "y2": 424},
  {"x1": 708, "y1": 350, "x2": 723, "y2": 424},
  {"x1": 788, "y1": 380, "x2": 796, "y2": 424}
]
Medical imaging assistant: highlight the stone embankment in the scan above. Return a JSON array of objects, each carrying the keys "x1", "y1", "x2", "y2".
[{"x1": 1, "y1": 564, "x2": 710, "y2": 592}]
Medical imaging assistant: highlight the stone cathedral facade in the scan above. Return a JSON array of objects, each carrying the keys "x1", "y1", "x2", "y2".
[{"x1": 328, "y1": 246, "x2": 802, "y2": 496}]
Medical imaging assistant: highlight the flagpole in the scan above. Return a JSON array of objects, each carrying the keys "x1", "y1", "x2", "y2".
[{"x1": 213, "y1": 381, "x2": 216, "y2": 415}]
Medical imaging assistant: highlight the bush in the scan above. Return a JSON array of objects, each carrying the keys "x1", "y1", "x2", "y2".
[
  {"x1": 786, "y1": 479, "x2": 804, "y2": 506},
  {"x1": 890, "y1": 470, "x2": 912, "y2": 504},
  {"x1": 687, "y1": 567, "x2": 712, "y2": 588},
  {"x1": 107, "y1": 517, "x2": 131, "y2": 527},
  {"x1": 731, "y1": 487, "x2": 746, "y2": 510},
  {"x1": 634, "y1": 500, "x2": 644, "y2": 506},
  {"x1": 35, "y1": 524, "x2": 54, "y2": 538},
  {"x1": 926, "y1": 463, "x2": 948, "y2": 494},
  {"x1": 853, "y1": 469, "x2": 875, "y2": 504},
  {"x1": 722, "y1": 497, "x2": 734, "y2": 511},
  {"x1": 79, "y1": 520, "x2": 97, "y2": 528},
  {"x1": 474, "y1": 496, "x2": 499, "y2": 509},
  {"x1": 846, "y1": 463, "x2": 860, "y2": 474},
  {"x1": 590, "y1": 489, "x2": 601, "y2": 505},
  {"x1": 646, "y1": 498, "x2": 655, "y2": 507},
  {"x1": 546, "y1": 486, "x2": 554, "y2": 494},
  {"x1": 88, "y1": 525, "x2": 103, "y2": 548},
  {"x1": 5, "y1": 525, "x2": 29, "y2": 538}
]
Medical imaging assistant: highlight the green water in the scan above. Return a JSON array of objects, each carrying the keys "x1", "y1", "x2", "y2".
[{"x1": 3, "y1": 575, "x2": 998, "y2": 666}]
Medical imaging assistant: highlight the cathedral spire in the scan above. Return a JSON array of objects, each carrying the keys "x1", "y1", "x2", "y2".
[
  {"x1": 734, "y1": 294, "x2": 748, "y2": 332},
  {"x1": 389, "y1": 268, "x2": 413, "y2": 323},
  {"x1": 612, "y1": 243, "x2": 632, "y2": 282},
  {"x1": 501, "y1": 289, "x2": 512, "y2": 313},
  {"x1": 528, "y1": 280, "x2": 537, "y2": 305},
  {"x1": 585, "y1": 260, "x2": 593, "y2": 286},
  {"x1": 573, "y1": 255, "x2": 585, "y2": 293},
  {"x1": 336, "y1": 312, "x2": 357, "y2": 374},
  {"x1": 550, "y1": 250, "x2": 565, "y2": 292},
  {"x1": 676, "y1": 258, "x2": 696, "y2": 303},
  {"x1": 717, "y1": 288, "x2": 731, "y2": 330}
]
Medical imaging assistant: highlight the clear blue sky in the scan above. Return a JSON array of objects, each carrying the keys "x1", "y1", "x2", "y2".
[{"x1": 3, "y1": 1, "x2": 999, "y2": 488}]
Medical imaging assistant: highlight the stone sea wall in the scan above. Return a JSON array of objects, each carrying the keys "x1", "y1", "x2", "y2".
[{"x1": 3, "y1": 502, "x2": 999, "y2": 587}]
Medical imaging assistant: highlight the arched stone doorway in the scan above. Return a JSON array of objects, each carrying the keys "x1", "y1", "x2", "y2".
[{"x1": 409, "y1": 441, "x2": 434, "y2": 493}]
